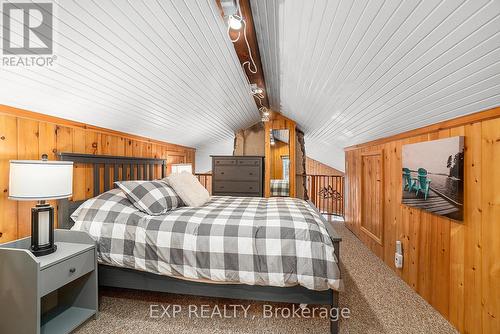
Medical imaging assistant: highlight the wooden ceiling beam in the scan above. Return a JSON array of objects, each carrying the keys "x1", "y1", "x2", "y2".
[{"x1": 216, "y1": 0, "x2": 270, "y2": 110}]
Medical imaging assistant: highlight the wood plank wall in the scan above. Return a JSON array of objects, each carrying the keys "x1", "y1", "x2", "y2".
[
  {"x1": 344, "y1": 107, "x2": 500, "y2": 333},
  {"x1": 305, "y1": 157, "x2": 344, "y2": 176},
  {"x1": 0, "y1": 105, "x2": 195, "y2": 243},
  {"x1": 264, "y1": 112, "x2": 296, "y2": 197},
  {"x1": 270, "y1": 140, "x2": 289, "y2": 179}
]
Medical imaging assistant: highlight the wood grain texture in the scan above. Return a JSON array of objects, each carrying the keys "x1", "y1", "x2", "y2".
[
  {"x1": 270, "y1": 140, "x2": 289, "y2": 179},
  {"x1": 216, "y1": 0, "x2": 270, "y2": 109},
  {"x1": 344, "y1": 114, "x2": 500, "y2": 333},
  {"x1": 0, "y1": 107, "x2": 195, "y2": 243},
  {"x1": 305, "y1": 157, "x2": 344, "y2": 176},
  {"x1": 0, "y1": 115, "x2": 18, "y2": 242},
  {"x1": 360, "y1": 151, "x2": 383, "y2": 245},
  {"x1": 481, "y1": 118, "x2": 500, "y2": 334},
  {"x1": 264, "y1": 112, "x2": 296, "y2": 198}
]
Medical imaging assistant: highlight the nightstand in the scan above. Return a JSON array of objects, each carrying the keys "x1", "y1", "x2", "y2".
[{"x1": 0, "y1": 229, "x2": 98, "y2": 334}]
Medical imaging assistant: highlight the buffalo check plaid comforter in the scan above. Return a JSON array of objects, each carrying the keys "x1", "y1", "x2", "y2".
[
  {"x1": 270, "y1": 179, "x2": 290, "y2": 197},
  {"x1": 71, "y1": 189, "x2": 341, "y2": 291}
]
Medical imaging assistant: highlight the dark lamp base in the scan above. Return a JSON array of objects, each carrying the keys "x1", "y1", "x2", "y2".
[{"x1": 31, "y1": 244, "x2": 57, "y2": 257}]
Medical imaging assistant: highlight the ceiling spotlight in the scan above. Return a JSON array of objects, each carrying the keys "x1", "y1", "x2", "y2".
[
  {"x1": 228, "y1": 15, "x2": 242, "y2": 30},
  {"x1": 250, "y1": 84, "x2": 264, "y2": 95}
]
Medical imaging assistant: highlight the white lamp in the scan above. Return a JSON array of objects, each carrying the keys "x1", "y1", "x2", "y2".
[{"x1": 9, "y1": 154, "x2": 73, "y2": 256}]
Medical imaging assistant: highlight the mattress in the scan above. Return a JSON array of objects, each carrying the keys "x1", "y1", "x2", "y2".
[{"x1": 71, "y1": 189, "x2": 341, "y2": 291}]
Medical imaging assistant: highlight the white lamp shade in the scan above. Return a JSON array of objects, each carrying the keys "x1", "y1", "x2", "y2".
[{"x1": 9, "y1": 160, "x2": 73, "y2": 200}]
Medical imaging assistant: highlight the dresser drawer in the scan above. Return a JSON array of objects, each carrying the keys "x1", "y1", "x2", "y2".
[
  {"x1": 213, "y1": 181, "x2": 260, "y2": 194},
  {"x1": 237, "y1": 159, "x2": 261, "y2": 166},
  {"x1": 214, "y1": 158, "x2": 236, "y2": 166},
  {"x1": 40, "y1": 249, "x2": 95, "y2": 296},
  {"x1": 214, "y1": 165, "x2": 260, "y2": 181}
]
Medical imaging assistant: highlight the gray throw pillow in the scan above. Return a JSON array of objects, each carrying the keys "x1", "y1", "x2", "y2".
[{"x1": 115, "y1": 181, "x2": 183, "y2": 215}]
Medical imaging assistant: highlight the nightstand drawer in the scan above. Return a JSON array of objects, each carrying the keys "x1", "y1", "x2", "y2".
[{"x1": 40, "y1": 249, "x2": 94, "y2": 296}]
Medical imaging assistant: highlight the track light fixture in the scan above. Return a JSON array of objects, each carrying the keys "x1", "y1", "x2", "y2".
[
  {"x1": 221, "y1": 0, "x2": 265, "y2": 120},
  {"x1": 260, "y1": 107, "x2": 270, "y2": 122},
  {"x1": 228, "y1": 15, "x2": 242, "y2": 30},
  {"x1": 250, "y1": 84, "x2": 264, "y2": 95}
]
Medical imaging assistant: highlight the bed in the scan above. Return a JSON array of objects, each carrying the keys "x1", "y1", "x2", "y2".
[
  {"x1": 270, "y1": 179, "x2": 290, "y2": 197},
  {"x1": 57, "y1": 153, "x2": 342, "y2": 333}
]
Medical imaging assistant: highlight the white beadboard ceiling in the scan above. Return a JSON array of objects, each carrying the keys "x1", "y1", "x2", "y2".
[
  {"x1": 0, "y1": 0, "x2": 260, "y2": 147},
  {"x1": 251, "y1": 0, "x2": 500, "y2": 171}
]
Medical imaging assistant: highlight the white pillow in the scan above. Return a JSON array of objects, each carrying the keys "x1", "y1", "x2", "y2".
[{"x1": 166, "y1": 172, "x2": 210, "y2": 207}]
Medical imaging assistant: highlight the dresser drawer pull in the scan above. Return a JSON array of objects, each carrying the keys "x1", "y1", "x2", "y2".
[
  {"x1": 249, "y1": 186, "x2": 253, "y2": 190},
  {"x1": 249, "y1": 172, "x2": 253, "y2": 175},
  {"x1": 221, "y1": 172, "x2": 224, "y2": 174},
  {"x1": 69, "y1": 268, "x2": 76, "y2": 274}
]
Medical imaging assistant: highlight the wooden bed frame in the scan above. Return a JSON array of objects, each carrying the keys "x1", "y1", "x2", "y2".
[{"x1": 56, "y1": 152, "x2": 341, "y2": 334}]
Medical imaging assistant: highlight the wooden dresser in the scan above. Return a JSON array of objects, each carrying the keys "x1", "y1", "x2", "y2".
[{"x1": 211, "y1": 156, "x2": 264, "y2": 197}]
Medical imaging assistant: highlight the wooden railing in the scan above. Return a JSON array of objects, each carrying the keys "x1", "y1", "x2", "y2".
[
  {"x1": 306, "y1": 174, "x2": 345, "y2": 217},
  {"x1": 195, "y1": 173, "x2": 212, "y2": 194},
  {"x1": 195, "y1": 172, "x2": 344, "y2": 217}
]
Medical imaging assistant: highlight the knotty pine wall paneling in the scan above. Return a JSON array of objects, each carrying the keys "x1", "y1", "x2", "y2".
[
  {"x1": 0, "y1": 106, "x2": 195, "y2": 243},
  {"x1": 305, "y1": 157, "x2": 344, "y2": 176},
  {"x1": 344, "y1": 108, "x2": 500, "y2": 333}
]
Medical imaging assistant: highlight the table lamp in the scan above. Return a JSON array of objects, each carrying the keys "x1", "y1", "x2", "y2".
[{"x1": 9, "y1": 154, "x2": 73, "y2": 256}]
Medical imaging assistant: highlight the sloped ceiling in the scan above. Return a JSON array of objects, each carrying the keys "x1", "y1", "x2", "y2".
[
  {"x1": 251, "y1": 0, "x2": 500, "y2": 171},
  {"x1": 0, "y1": 0, "x2": 260, "y2": 147}
]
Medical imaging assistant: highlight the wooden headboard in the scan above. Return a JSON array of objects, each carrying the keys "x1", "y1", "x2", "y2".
[{"x1": 57, "y1": 152, "x2": 166, "y2": 229}]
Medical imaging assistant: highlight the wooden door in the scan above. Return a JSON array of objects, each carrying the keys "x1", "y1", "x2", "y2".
[{"x1": 361, "y1": 151, "x2": 384, "y2": 244}]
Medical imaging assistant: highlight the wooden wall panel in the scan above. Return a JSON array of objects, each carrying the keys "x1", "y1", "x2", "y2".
[
  {"x1": 360, "y1": 152, "x2": 383, "y2": 246},
  {"x1": 0, "y1": 115, "x2": 18, "y2": 242},
  {"x1": 0, "y1": 106, "x2": 195, "y2": 243},
  {"x1": 264, "y1": 112, "x2": 296, "y2": 197},
  {"x1": 306, "y1": 157, "x2": 344, "y2": 176},
  {"x1": 481, "y1": 118, "x2": 500, "y2": 334},
  {"x1": 17, "y1": 119, "x2": 39, "y2": 237},
  {"x1": 344, "y1": 109, "x2": 500, "y2": 333},
  {"x1": 270, "y1": 140, "x2": 289, "y2": 179}
]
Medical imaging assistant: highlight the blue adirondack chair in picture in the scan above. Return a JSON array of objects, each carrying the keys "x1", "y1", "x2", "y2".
[
  {"x1": 402, "y1": 168, "x2": 413, "y2": 191},
  {"x1": 415, "y1": 168, "x2": 432, "y2": 200}
]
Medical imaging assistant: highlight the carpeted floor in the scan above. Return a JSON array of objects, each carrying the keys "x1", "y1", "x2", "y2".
[{"x1": 74, "y1": 221, "x2": 457, "y2": 334}]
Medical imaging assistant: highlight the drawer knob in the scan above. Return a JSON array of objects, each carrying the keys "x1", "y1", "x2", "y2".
[
  {"x1": 249, "y1": 187, "x2": 253, "y2": 189},
  {"x1": 249, "y1": 172, "x2": 253, "y2": 175},
  {"x1": 69, "y1": 268, "x2": 76, "y2": 274},
  {"x1": 221, "y1": 172, "x2": 224, "y2": 174},
  {"x1": 220, "y1": 186, "x2": 225, "y2": 189}
]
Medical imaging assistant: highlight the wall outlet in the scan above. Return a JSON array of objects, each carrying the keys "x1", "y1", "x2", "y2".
[
  {"x1": 395, "y1": 240, "x2": 403, "y2": 269},
  {"x1": 395, "y1": 253, "x2": 403, "y2": 269}
]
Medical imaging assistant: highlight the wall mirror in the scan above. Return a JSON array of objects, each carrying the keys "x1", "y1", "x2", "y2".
[{"x1": 269, "y1": 129, "x2": 290, "y2": 197}]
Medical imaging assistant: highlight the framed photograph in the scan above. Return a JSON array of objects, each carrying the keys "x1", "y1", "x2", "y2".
[{"x1": 402, "y1": 136, "x2": 464, "y2": 221}]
